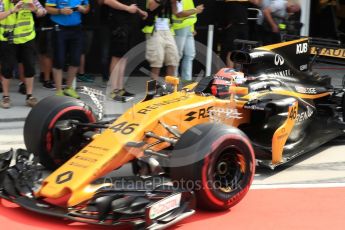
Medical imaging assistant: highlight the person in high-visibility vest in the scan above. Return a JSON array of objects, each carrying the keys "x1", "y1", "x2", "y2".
[
  {"x1": 173, "y1": 0, "x2": 203, "y2": 82},
  {"x1": 0, "y1": 0, "x2": 46, "y2": 109},
  {"x1": 143, "y1": 0, "x2": 179, "y2": 80}
]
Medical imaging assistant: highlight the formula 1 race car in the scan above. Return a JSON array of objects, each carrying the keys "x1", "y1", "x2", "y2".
[{"x1": 1, "y1": 38, "x2": 345, "y2": 229}]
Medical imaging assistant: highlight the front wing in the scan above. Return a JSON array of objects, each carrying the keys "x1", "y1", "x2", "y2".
[{"x1": 0, "y1": 149, "x2": 195, "y2": 230}]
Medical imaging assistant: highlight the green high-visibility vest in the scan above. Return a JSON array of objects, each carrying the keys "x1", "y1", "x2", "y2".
[
  {"x1": 172, "y1": 0, "x2": 197, "y2": 32},
  {"x1": 0, "y1": 0, "x2": 35, "y2": 44}
]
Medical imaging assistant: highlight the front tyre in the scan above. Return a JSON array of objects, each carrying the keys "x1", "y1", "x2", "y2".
[
  {"x1": 24, "y1": 96, "x2": 96, "y2": 169},
  {"x1": 170, "y1": 123, "x2": 255, "y2": 210}
]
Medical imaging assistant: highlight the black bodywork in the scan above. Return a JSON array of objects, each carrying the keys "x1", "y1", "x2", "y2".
[{"x1": 230, "y1": 38, "x2": 345, "y2": 167}]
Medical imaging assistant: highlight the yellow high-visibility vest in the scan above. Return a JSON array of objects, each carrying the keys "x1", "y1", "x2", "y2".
[
  {"x1": 0, "y1": 0, "x2": 35, "y2": 44},
  {"x1": 172, "y1": 0, "x2": 197, "y2": 32}
]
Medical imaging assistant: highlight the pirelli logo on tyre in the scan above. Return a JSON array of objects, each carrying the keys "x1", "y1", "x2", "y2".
[{"x1": 56, "y1": 171, "x2": 73, "y2": 184}]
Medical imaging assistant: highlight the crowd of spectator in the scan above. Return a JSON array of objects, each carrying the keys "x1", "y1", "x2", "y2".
[{"x1": 0, "y1": 0, "x2": 305, "y2": 109}]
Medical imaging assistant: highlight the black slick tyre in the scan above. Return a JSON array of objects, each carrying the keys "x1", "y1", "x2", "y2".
[
  {"x1": 24, "y1": 96, "x2": 96, "y2": 169},
  {"x1": 170, "y1": 123, "x2": 255, "y2": 210}
]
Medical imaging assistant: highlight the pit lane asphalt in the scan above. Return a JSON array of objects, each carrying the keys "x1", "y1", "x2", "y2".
[{"x1": 1, "y1": 63, "x2": 345, "y2": 188}]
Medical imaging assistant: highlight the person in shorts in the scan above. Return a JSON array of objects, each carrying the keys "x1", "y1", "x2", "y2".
[
  {"x1": 45, "y1": 0, "x2": 90, "y2": 99},
  {"x1": 143, "y1": 0, "x2": 179, "y2": 80},
  {"x1": 36, "y1": 0, "x2": 55, "y2": 89},
  {"x1": 0, "y1": 0, "x2": 46, "y2": 108},
  {"x1": 104, "y1": 0, "x2": 147, "y2": 102}
]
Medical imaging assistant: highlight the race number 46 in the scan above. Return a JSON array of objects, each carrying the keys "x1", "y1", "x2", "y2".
[{"x1": 111, "y1": 122, "x2": 139, "y2": 135}]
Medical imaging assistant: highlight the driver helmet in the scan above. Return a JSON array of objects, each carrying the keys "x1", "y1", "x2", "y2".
[{"x1": 211, "y1": 68, "x2": 245, "y2": 97}]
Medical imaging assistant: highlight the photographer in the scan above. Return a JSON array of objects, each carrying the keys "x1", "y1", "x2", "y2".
[
  {"x1": 143, "y1": 0, "x2": 179, "y2": 80},
  {"x1": 45, "y1": 0, "x2": 90, "y2": 99},
  {"x1": 0, "y1": 0, "x2": 46, "y2": 109}
]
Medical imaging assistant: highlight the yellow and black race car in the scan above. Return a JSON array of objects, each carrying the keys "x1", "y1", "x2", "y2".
[{"x1": 0, "y1": 38, "x2": 344, "y2": 229}]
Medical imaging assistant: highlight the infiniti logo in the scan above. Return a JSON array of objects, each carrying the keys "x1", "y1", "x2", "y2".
[{"x1": 274, "y1": 54, "x2": 284, "y2": 66}]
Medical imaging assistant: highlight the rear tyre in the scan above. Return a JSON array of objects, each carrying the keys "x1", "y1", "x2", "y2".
[
  {"x1": 24, "y1": 96, "x2": 96, "y2": 169},
  {"x1": 170, "y1": 123, "x2": 255, "y2": 210}
]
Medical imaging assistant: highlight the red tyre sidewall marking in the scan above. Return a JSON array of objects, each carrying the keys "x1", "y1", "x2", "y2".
[{"x1": 201, "y1": 134, "x2": 255, "y2": 207}]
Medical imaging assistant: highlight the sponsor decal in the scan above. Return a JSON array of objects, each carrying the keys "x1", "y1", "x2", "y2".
[
  {"x1": 75, "y1": 155, "x2": 97, "y2": 163},
  {"x1": 295, "y1": 86, "x2": 317, "y2": 94},
  {"x1": 185, "y1": 111, "x2": 197, "y2": 121},
  {"x1": 274, "y1": 54, "x2": 285, "y2": 66},
  {"x1": 149, "y1": 193, "x2": 181, "y2": 219},
  {"x1": 87, "y1": 145, "x2": 109, "y2": 152},
  {"x1": 184, "y1": 106, "x2": 213, "y2": 121},
  {"x1": 300, "y1": 64, "x2": 308, "y2": 71},
  {"x1": 68, "y1": 162, "x2": 88, "y2": 168},
  {"x1": 209, "y1": 108, "x2": 242, "y2": 122},
  {"x1": 56, "y1": 171, "x2": 73, "y2": 184},
  {"x1": 310, "y1": 47, "x2": 345, "y2": 59},
  {"x1": 250, "y1": 51, "x2": 265, "y2": 58},
  {"x1": 296, "y1": 43, "x2": 308, "y2": 54},
  {"x1": 243, "y1": 104, "x2": 265, "y2": 111},
  {"x1": 296, "y1": 106, "x2": 314, "y2": 123},
  {"x1": 137, "y1": 96, "x2": 189, "y2": 114},
  {"x1": 272, "y1": 69, "x2": 291, "y2": 77}
]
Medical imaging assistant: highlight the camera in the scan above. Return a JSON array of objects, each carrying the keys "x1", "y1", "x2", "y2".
[{"x1": 3, "y1": 31, "x2": 14, "y2": 44}]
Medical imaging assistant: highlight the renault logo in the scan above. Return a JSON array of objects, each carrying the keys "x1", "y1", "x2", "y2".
[
  {"x1": 274, "y1": 54, "x2": 284, "y2": 66},
  {"x1": 56, "y1": 171, "x2": 73, "y2": 184}
]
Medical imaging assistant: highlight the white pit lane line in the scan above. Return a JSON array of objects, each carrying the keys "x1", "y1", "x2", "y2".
[{"x1": 251, "y1": 182, "x2": 345, "y2": 190}]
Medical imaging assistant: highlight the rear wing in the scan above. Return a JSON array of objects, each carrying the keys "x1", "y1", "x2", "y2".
[{"x1": 283, "y1": 35, "x2": 345, "y2": 65}]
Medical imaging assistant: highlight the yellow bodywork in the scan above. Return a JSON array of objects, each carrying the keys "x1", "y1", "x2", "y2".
[
  {"x1": 37, "y1": 86, "x2": 250, "y2": 206},
  {"x1": 37, "y1": 39, "x2": 329, "y2": 207}
]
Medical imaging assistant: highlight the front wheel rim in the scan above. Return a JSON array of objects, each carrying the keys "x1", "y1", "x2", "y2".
[{"x1": 213, "y1": 148, "x2": 245, "y2": 193}]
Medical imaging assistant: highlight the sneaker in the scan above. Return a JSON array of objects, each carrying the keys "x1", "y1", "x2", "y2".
[
  {"x1": 43, "y1": 81, "x2": 56, "y2": 90},
  {"x1": 18, "y1": 82, "x2": 26, "y2": 95},
  {"x1": 26, "y1": 96, "x2": 38, "y2": 107},
  {"x1": 110, "y1": 90, "x2": 127, "y2": 102},
  {"x1": 1, "y1": 97, "x2": 10, "y2": 109},
  {"x1": 110, "y1": 89, "x2": 133, "y2": 102},
  {"x1": 77, "y1": 73, "x2": 95, "y2": 83},
  {"x1": 64, "y1": 87, "x2": 80, "y2": 99},
  {"x1": 56, "y1": 90, "x2": 65, "y2": 96},
  {"x1": 120, "y1": 89, "x2": 135, "y2": 97}
]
